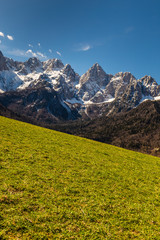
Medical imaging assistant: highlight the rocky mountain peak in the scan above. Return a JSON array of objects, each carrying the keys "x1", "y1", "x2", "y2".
[
  {"x1": 138, "y1": 75, "x2": 159, "y2": 97},
  {"x1": 26, "y1": 57, "x2": 42, "y2": 71},
  {"x1": 89, "y1": 63, "x2": 105, "y2": 74},
  {"x1": 0, "y1": 51, "x2": 9, "y2": 71},
  {"x1": 92, "y1": 62, "x2": 101, "y2": 69},
  {"x1": 27, "y1": 57, "x2": 40, "y2": 65},
  {"x1": 63, "y1": 63, "x2": 72, "y2": 71},
  {"x1": 114, "y1": 72, "x2": 136, "y2": 82},
  {"x1": 54, "y1": 58, "x2": 64, "y2": 68},
  {"x1": 53, "y1": 64, "x2": 80, "y2": 100},
  {"x1": 43, "y1": 58, "x2": 64, "y2": 72},
  {"x1": 80, "y1": 63, "x2": 111, "y2": 86},
  {"x1": 140, "y1": 75, "x2": 158, "y2": 86},
  {"x1": 62, "y1": 64, "x2": 78, "y2": 78},
  {"x1": 78, "y1": 63, "x2": 113, "y2": 101}
]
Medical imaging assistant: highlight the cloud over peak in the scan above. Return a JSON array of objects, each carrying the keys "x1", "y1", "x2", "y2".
[
  {"x1": 7, "y1": 48, "x2": 47, "y2": 60},
  {"x1": 26, "y1": 49, "x2": 37, "y2": 57},
  {"x1": 26, "y1": 49, "x2": 47, "y2": 59}
]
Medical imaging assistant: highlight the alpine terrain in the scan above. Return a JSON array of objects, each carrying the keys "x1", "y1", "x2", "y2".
[{"x1": 0, "y1": 50, "x2": 160, "y2": 123}]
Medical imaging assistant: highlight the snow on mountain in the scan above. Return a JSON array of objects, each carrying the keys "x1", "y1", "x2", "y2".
[
  {"x1": 43, "y1": 58, "x2": 64, "y2": 72},
  {"x1": 0, "y1": 50, "x2": 160, "y2": 120},
  {"x1": 138, "y1": 75, "x2": 159, "y2": 97},
  {"x1": 105, "y1": 72, "x2": 137, "y2": 99},
  {"x1": 0, "y1": 70, "x2": 23, "y2": 91},
  {"x1": 78, "y1": 63, "x2": 113, "y2": 101},
  {"x1": 154, "y1": 96, "x2": 160, "y2": 101},
  {"x1": 53, "y1": 64, "x2": 80, "y2": 101}
]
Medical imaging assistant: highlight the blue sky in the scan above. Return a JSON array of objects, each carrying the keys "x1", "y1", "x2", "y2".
[{"x1": 0, "y1": 0, "x2": 160, "y2": 82}]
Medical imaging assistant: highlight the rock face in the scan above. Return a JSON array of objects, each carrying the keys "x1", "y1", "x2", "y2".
[
  {"x1": 43, "y1": 58, "x2": 64, "y2": 72},
  {"x1": 0, "y1": 51, "x2": 9, "y2": 71},
  {"x1": 53, "y1": 64, "x2": 80, "y2": 100},
  {"x1": 139, "y1": 75, "x2": 159, "y2": 97},
  {"x1": 0, "y1": 50, "x2": 160, "y2": 122},
  {"x1": 105, "y1": 72, "x2": 136, "y2": 99},
  {"x1": 0, "y1": 52, "x2": 23, "y2": 92},
  {"x1": 78, "y1": 63, "x2": 113, "y2": 101},
  {"x1": 0, "y1": 80, "x2": 80, "y2": 123}
]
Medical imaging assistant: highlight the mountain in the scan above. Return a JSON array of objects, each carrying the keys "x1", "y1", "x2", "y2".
[
  {"x1": 0, "y1": 50, "x2": 160, "y2": 122},
  {"x1": 0, "y1": 80, "x2": 80, "y2": 123},
  {"x1": 78, "y1": 63, "x2": 113, "y2": 101}
]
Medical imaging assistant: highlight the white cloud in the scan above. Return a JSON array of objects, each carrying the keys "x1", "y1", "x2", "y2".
[
  {"x1": 37, "y1": 51, "x2": 47, "y2": 58},
  {"x1": 26, "y1": 49, "x2": 47, "y2": 59},
  {"x1": 7, "y1": 35, "x2": 14, "y2": 40},
  {"x1": 81, "y1": 45, "x2": 91, "y2": 51},
  {"x1": 7, "y1": 48, "x2": 47, "y2": 60},
  {"x1": 56, "y1": 51, "x2": 61, "y2": 56},
  {"x1": 28, "y1": 44, "x2": 33, "y2": 48},
  {"x1": 49, "y1": 49, "x2": 52, "y2": 53},
  {"x1": 76, "y1": 43, "x2": 92, "y2": 52},
  {"x1": 0, "y1": 32, "x2": 4, "y2": 37},
  {"x1": 26, "y1": 49, "x2": 37, "y2": 57},
  {"x1": 38, "y1": 43, "x2": 41, "y2": 47}
]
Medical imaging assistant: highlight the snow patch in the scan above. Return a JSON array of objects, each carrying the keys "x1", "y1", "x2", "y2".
[
  {"x1": 84, "y1": 97, "x2": 115, "y2": 105},
  {"x1": 140, "y1": 95, "x2": 153, "y2": 103},
  {"x1": 0, "y1": 70, "x2": 23, "y2": 91},
  {"x1": 154, "y1": 96, "x2": 160, "y2": 101},
  {"x1": 140, "y1": 95, "x2": 160, "y2": 103},
  {"x1": 65, "y1": 98, "x2": 82, "y2": 104},
  {"x1": 110, "y1": 76, "x2": 122, "y2": 82}
]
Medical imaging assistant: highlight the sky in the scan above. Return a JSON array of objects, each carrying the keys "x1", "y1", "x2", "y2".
[{"x1": 0, "y1": 0, "x2": 160, "y2": 82}]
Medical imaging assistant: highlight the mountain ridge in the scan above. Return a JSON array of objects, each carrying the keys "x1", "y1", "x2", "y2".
[{"x1": 0, "y1": 50, "x2": 160, "y2": 122}]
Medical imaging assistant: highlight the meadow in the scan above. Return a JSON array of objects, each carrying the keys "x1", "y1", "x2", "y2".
[{"x1": 0, "y1": 116, "x2": 160, "y2": 239}]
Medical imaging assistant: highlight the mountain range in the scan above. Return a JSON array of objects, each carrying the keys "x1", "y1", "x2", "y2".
[{"x1": 0, "y1": 50, "x2": 160, "y2": 123}]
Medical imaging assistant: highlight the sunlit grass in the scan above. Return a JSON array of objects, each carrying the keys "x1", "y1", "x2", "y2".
[{"x1": 0, "y1": 116, "x2": 160, "y2": 239}]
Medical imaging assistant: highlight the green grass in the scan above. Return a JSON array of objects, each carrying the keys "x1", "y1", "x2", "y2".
[{"x1": 0, "y1": 116, "x2": 160, "y2": 239}]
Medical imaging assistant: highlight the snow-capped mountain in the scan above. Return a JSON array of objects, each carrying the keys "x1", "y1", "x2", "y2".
[
  {"x1": 0, "y1": 50, "x2": 160, "y2": 122},
  {"x1": 78, "y1": 63, "x2": 113, "y2": 102}
]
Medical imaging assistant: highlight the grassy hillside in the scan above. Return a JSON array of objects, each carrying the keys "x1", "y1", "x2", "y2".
[{"x1": 0, "y1": 116, "x2": 160, "y2": 239}]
